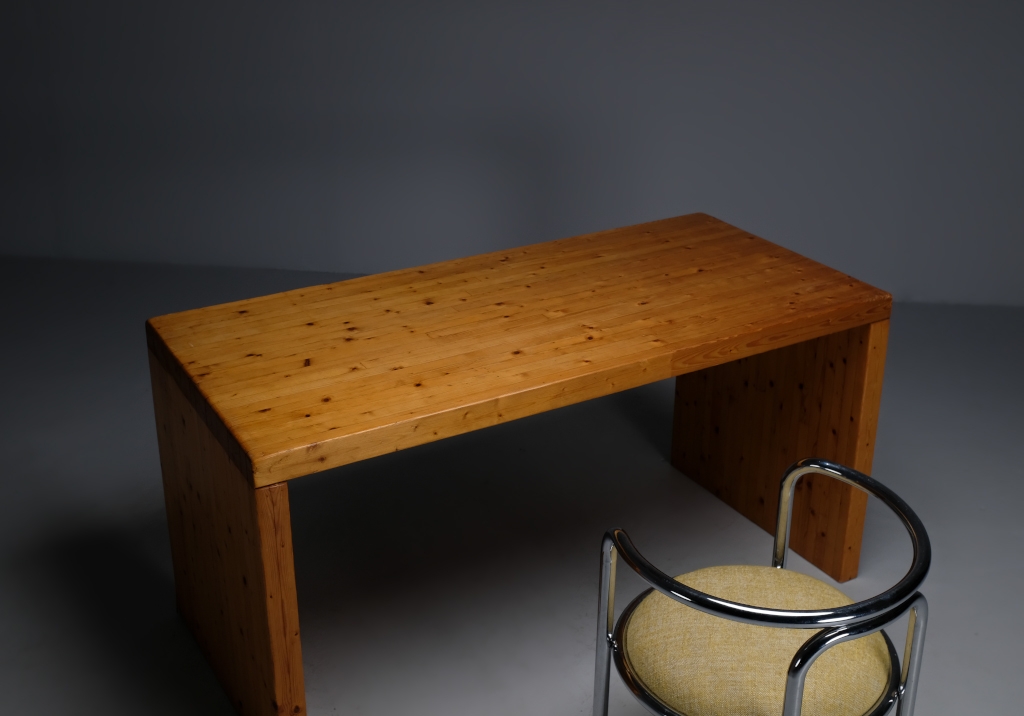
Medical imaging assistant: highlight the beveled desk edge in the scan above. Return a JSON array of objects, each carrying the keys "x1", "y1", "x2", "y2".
[{"x1": 148, "y1": 214, "x2": 891, "y2": 490}]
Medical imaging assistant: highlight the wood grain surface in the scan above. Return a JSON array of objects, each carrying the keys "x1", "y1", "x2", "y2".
[
  {"x1": 147, "y1": 213, "x2": 891, "y2": 488},
  {"x1": 150, "y1": 351, "x2": 305, "y2": 716},
  {"x1": 671, "y1": 320, "x2": 890, "y2": 581}
]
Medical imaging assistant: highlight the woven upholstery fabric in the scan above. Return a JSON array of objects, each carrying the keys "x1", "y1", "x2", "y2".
[{"x1": 622, "y1": 565, "x2": 891, "y2": 716}]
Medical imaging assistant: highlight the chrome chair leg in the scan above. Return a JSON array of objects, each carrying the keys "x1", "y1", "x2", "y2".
[
  {"x1": 781, "y1": 593, "x2": 927, "y2": 716},
  {"x1": 897, "y1": 595, "x2": 928, "y2": 716},
  {"x1": 593, "y1": 534, "x2": 618, "y2": 716},
  {"x1": 598, "y1": 458, "x2": 930, "y2": 716}
]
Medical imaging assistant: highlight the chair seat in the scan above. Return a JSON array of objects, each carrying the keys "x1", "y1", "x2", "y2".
[{"x1": 621, "y1": 565, "x2": 892, "y2": 716}]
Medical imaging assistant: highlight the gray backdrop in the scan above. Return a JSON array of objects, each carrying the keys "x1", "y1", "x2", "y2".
[{"x1": 4, "y1": 1, "x2": 1023, "y2": 305}]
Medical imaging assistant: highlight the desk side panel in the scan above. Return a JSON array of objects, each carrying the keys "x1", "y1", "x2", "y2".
[
  {"x1": 671, "y1": 320, "x2": 889, "y2": 582},
  {"x1": 149, "y1": 350, "x2": 305, "y2": 716}
]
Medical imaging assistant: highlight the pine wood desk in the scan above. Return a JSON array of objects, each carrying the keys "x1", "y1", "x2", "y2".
[{"x1": 146, "y1": 213, "x2": 891, "y2": 716}]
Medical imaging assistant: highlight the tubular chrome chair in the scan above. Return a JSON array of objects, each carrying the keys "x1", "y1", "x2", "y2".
[{"x1": 593, "y1": 458, "x2": 930, "y2": 716}]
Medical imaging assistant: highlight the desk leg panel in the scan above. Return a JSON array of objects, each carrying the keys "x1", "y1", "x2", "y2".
[
  {"x1": 671, "y1": 320, "x2": 889, "y2": 582},
  {"x1": 149, "y1": 352, "x2": 306, "y2": 716}
]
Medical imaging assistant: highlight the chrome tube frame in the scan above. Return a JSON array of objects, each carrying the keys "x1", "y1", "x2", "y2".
[
  {"x1": 596, "y1": 458, "x2": 931, "y2": 716},
  {"x1": 593, "y1": 533, "x2": 618, "y2": 716},
  {"x1": 781, "y1": 593, "x2": 928, "y2": 716},
  {"x1": 772, "y1": 458, "x2": 931, "y2": 583},
  {"x1": 612, "y1": 587, "x2": 901, "y2": 716},
  {"x1": 897, "y1": 595, "x2": 928, "y2": 716}
]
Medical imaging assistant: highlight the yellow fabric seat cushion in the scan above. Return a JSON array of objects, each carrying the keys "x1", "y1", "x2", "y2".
[{"x1": 622, "y1": 565, "x2": 891, "y2": 716}]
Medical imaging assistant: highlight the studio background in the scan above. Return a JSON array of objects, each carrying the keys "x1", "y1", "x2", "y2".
[
  {"x1": 4, "y1": 1, "x2": 1023, "y2": 305},
  {"x1": 3, "y1": 3, "x2": 1023, "y2": 715}
]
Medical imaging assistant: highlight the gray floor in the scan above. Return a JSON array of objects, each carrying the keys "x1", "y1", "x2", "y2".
[{"x1": 1, "y1": 256, "x2": 1021, "y2": 715}]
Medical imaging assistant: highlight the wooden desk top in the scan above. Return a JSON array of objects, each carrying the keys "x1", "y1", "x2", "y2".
[{"x1": 147, "y1": 213, "x2": 890, "y2": 487}]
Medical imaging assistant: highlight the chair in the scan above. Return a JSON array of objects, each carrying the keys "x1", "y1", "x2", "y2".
[{"x1": 593, "y1": 458, "x2": 930, "y2": 716}]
